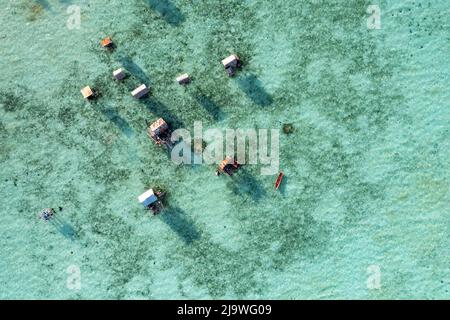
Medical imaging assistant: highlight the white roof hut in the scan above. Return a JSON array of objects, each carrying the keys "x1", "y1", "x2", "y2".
[
  {"x1": 138, "y1": 189, "x2": 158, "y2": 207},
  {"x1": 81, "y1": 86, "x2": 93, "y2": 99},
  {"x1": 131, "y1": 84, "x2": 149, "y2": 99},
  {"x1": 176, "y1": 73, "x2": 190, "y2": 85},
  {"x1": 149, "y1": 118, "x2": 169, "y2": 136},
  {"x1": 221, "y1": 54, "x2": 239, "y2": 69},
  {"x1": 113, "y1": 68, "x2": 126, "y2": 80}
]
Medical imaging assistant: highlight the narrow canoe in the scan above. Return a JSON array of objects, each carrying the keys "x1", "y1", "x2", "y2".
[{"x1": 274, "y1": 171, "x2": 284, "y2": 190}]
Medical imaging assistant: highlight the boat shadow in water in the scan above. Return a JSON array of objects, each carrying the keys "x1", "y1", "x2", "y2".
[
  {"x1": 100, "y1": 107, "x2": 134, "y2": 138},
  {"x1": 278, "y1": 175, "x2": 288, "y2": 195},
  {"x1": 159, "y1": 207, "x2": 200, "y2": 244},
  {"x1": 228, "y1": 168, "x2": 266, "y2": 202},
  {"x1": 145, "y1": 0, "x2": 185, "y2": 26},
  {"x1": 50, "y1": 216, "x2": 77, "y2": 241},
  {"x1": 237, "y1": 74, "x2": 273, "y2": 107}
]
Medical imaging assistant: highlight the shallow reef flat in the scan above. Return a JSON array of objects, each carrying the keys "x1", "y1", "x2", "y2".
[{"x1": 0, "y1": 0, "x2": 449, "y2": 299}]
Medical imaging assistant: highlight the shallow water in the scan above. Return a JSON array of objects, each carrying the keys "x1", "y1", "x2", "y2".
[{"x1": 0, "y1": 0, "x2": 449, "y2": 299}]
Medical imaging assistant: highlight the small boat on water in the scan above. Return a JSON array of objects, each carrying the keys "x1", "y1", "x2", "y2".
[{"x1": 274, "y1": 171, "x2": 284, "y2": 190}]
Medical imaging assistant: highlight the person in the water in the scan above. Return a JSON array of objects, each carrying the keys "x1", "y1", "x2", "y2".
[{"x1": 40, "y1": 208, "x2": 55, "y2": 221}]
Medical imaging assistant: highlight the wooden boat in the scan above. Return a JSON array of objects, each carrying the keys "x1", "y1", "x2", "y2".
[{"x1": 274, "y1": 171, "x2": 284, "y2": 190}]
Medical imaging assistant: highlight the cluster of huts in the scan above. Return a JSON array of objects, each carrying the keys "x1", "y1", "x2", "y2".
[{"x1": 80, "y1": 37, "x2": 243, "y2": 215}]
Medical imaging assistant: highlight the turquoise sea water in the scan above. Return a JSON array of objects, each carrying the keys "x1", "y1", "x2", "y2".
[{"x1": 0, "y1": 0, "x2": 449, "y2": 299}]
